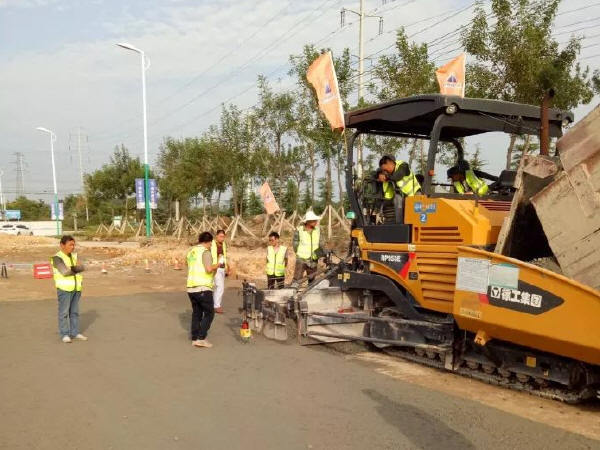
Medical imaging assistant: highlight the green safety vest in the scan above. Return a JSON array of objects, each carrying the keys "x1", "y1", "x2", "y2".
[
  {"x1": 296, "y1": 226, "x2": 320, "y2": 261},
  {"x1": 187, "y1": 246, "x2": 215, "y2": 289},
  {"x1": 266, "y1": 245, "x2": 287, "y2": 277},
  {"x1": 51, "y1": 251, "x2": 83, "y2": 292},
  {"x1": 382, "y1": 181, "x2": 395, "y2": 200},
  {"x1": 211, "y1": 240, "x2": 227, "y2": 265},
  {"x1": 394, "y1": 161, "x2": 421, "y2": 197},
  {"x1": 454, "y1": 169, "x2": 489, "y2": 196}
]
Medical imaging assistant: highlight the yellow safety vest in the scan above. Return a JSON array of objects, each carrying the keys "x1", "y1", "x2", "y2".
[
  {"x1": 394, "y1": 161, "x2": 421, "y2": 197},
  {"x1": 454, "y1": 170, "x2": 489, "y2": 196},
  {"x1": 187, "y1": 246, "x2": 214, "y2": 289},
  {"x1": 296, "y1": 226, "x2": 320, "y2": 261},
  {"x1": 266, "y1": 245, "x2": 287, "y2": 276},
  {"x1": 382, "y1": 181, "x2": 395, "y2": 200},
  {"x1": 51, "y1": 251, "x2": 83, "y2": 292},
  {"x1": 211, "y1": 240, "x2": 227, "y2": 265}
]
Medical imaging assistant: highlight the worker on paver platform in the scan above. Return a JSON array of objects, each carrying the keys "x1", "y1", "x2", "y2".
[
  {"x1": 376, "y1": 168, "x2": 396, "y2": 223},
  {"x1": 447, "y1": 161, "x2": 489, "y2": 196},
  {"x1": 266, "y1": 231, "x2": 288, "y2": 289},
  {"x1": 187, "y1": 232, "x2": 220, "y2": 348},
  {"x1": 51, "y1": 235, "x2": 87, "y2": 343},
  {"x1": 379, "y1": 155, "x2": 421, "y2": 197},
  {"x1": 292, "y1": 210, "x2": 324, "y2": 286},
  {"x1": 211, "y1": 229, "x2": 229, "y2": 314}
]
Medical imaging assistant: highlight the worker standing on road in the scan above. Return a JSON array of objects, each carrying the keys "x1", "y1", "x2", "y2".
[
  {"x1": 187, "y1": 232, "x2": 220, "y2": 348},
  {"x1": 379, "y1": 155, "x2": 421, "y2": 197},
  {"x1": 292, "y1": 211, "x2": 324, "y2": 287},
  {"x1": 266, "y1": 231, "x2": 288, "y2": 289},
  {"x1": 447, "y1": 161, "x2": 489, "y2": 196},
  {"x1": 51, "y1": 235, "x2": 87, "y2": 343},
  {"x1": 211, "y1": 229, "x2": 229, "y2": 314}
]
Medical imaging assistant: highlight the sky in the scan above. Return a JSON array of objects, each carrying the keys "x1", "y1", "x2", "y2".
[{"x1": 0, "y1": 0, "x2": 599, "y2": 204}]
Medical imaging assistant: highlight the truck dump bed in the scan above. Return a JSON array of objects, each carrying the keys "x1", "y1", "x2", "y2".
[{"x1": 531, "y1": 105, "x2": 600, "y2": 290}]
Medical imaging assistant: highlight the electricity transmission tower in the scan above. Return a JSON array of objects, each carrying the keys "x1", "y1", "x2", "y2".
[
  {"x1": 13, "y1": 152, "x2": 26, "y2": 197},
  {"x1": 69, "y1": 127, "x2": 90, "y2": 221}
]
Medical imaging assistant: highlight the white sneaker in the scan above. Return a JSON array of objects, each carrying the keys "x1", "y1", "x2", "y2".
[
  {"x1": 62, "y1": 335, "x2": 72, "y2": 343},
  {"x1": 193, "y1": 339, "x2": 213, "y2": 348},
  {"x1": 73, "y1": 334, "x2": 88, "y2": 341}
]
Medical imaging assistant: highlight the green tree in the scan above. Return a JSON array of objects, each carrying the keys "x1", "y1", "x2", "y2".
[
  {"x1": 462, "y1": 0, "x2": 600, "y2": 168},
  {"x1": 84, "y1": 145, "x2": 147, "y2": 222},
  {"x1": 5, "y1": 196, "x2": 50, "y2": 221}
]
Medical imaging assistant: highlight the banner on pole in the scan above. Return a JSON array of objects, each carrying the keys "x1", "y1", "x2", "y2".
[
  {"x1": 436, "y1": 53, "x2": 466, "y2": 97},
  {"x1": 306, "y1": 51, "x2": 345, "y2": 131},
  {"x1": 149, "y1": 178, "x2": 158, "y2": 209},
  {"x1": 51, "y1": 201, "x2": 64, "y2": 220},
  {"x1": 259, "y1": 182, "x2": 280, "y2": 215},
  {"x1": 135, "y1": 178, "x2": 145, "y2": 209},
  {"x1": 135, "y1": 178, "x2": 159, "y2": 210}
]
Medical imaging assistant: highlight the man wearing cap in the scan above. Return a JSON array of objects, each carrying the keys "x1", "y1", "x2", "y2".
[
  {"x1": 292, "y1": 210, "x2": 324, "y2": 286},
  {"x1": 447, "y1": 161, "x2": 489, "y2": 196}
]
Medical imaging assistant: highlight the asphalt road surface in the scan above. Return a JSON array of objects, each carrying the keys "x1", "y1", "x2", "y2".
[{"x1": 0, "y1": 289, "x2": 597, "y2": 450}]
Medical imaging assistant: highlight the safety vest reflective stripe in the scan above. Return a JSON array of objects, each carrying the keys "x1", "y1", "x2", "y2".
[
  {"x1": 51, "y1": 251, "x2": 83, "y2": 292},
  {"x1": 296, "y1": 226, "x2": 320, "y2": 260},
  {"x1": 382, "y1": 181, "x2": 395, "y2": 200},
  {"x1": 453, "y1": 181, "x2": 466, "y2": 194},
  {"x1": 394, "y1": 161, "x2": 421, "y2": 197},
  {"x1": 187, "y1": 246, "x2": 214, "y2": 289},
  {"x1": 465, "y1": 170, "x2": 489, "y2": 196},
  {"x1": 266, "y1": 245, "x2": 287, "y2": 276},
  {"x1": 454, "y1": 171, "x2": 488, "y2": 196},
  {"x1": 211, "y1": 241, "x2": 227, "y2": 265}
]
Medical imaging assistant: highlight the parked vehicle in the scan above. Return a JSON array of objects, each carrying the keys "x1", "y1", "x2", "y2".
[{"x1": 0, "y1": 223, "x2": 34, "y2": 236}]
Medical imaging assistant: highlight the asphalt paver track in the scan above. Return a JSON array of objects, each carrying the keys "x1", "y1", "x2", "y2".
[{"x1": 0, "y1": 290, "x2": 596, "y2": 450}]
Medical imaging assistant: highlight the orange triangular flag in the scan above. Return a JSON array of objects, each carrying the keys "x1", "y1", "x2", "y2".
[
  {"x1": 306, "y1": 51, "x2": 345, "y2": 131},
  {"x1": 436, "y1": 53, "x2": 466, "y2": 97},
  {"x1": 259, "y1": 182, "x2": 280, "y2": 215}
]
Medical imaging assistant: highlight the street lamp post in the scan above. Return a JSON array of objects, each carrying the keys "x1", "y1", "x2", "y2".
[
  {"x1": 117, "y1": 42, "x2": 151, "y2": 238},
  {"x1": 36, "y1": 127, "x2": 60, "y2": 236},
  {"x1": 0, "y1": 169, "x2": 5, "y2": 220}
]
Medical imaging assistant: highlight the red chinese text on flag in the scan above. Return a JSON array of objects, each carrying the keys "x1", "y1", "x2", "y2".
[
  {"x1": 259, "y1": 182, "x2": 280, "y2": 215},
  {"x1": 306, "y1": 51, "x2": 345, "y2": 131},
  {"x1": 436, "y1": 53, "x2": 466, "y2": 97}
]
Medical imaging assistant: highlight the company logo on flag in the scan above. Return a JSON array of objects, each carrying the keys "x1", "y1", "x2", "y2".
[
  {"x1": 259, "y1": 182, "x2": 280, "y2": 215},
  {"x1": 436, "y1": 53, "x2": 466, "y2": 97},
  {"x1": 306, "y1": 51, "x2": 345, "y2": 131}
]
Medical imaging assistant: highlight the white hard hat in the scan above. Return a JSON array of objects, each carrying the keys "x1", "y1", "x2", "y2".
[{"x1": 303, "y1": 210, "x2": 321, "y2": 222}]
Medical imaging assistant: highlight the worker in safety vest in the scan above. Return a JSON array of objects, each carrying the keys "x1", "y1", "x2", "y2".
[
  {"x1": 51, "y1": 235, "x2": 87, "y2": 343},
  {"x1": 266, "y1": 231, "x2": 288, "y2": 289},
  {"x1": 292, "y1": 210, "x2": 324, "y2": 286},
  {"x1": 379, "y1": 155, "x2": 421, "y2": 197},
  {"x1": 211, "y1": 229, "x2": 230, "y2": 314},
  {"x1": 187, "y1": 231, "x2": 220, "y2": 348},
  {"x1": 376, "y1": 169, "x2": 396, "y2": 223},
  {"x1": 447, "y1": 161, "x2": 489, "y2": 196}
]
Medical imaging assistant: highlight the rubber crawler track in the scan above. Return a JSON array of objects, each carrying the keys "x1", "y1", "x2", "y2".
[{"x1": 381, "y1": 347, "x2": 594, "y2": 404}]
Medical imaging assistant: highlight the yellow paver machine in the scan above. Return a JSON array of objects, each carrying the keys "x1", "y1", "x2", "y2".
[{"x1": 242, "y1": 95, "x2": 600, "y2": 402}]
